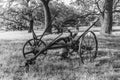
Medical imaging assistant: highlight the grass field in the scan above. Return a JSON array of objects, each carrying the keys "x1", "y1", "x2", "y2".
[{"x1": 0, "y1": 30, "x2": 120, "y2": 80}]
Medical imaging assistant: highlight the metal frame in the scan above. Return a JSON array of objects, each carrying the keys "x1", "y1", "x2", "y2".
[{"x1": 23, "y1": 18, "x2": 99, "y2": 66}]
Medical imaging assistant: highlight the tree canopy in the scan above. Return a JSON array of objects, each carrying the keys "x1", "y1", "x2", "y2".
[{"x1": 0, "y1": 0, "x2": 120, "y2": 34}]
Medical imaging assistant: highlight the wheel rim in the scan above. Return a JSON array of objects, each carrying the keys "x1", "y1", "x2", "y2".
[
  {"x1": 23, "y1": 39, "x2": 46, "y2": 60},
  {"x1": 79, "y1": 31, "x2": 98, "y2": 64}
]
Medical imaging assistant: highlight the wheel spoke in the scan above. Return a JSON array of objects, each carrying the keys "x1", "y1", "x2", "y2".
[
  {"x1": 28, "y1": 41, "x2": 33, "y2": 46},
  {"x1": 86, "y1": 34, "x2": 92, "y2": 47},
  {"x1": 90, "y1": 38, "x2": 95, "y2": 47},
  {"x1": 79, "y1": 31, "x2": 98, "y2": 64},
  {"x1": 24, "y1": 50, "x2": 33, "y2": 55},
  {"x1": 86, "y1": 36, "x2": 90, "y2": 47},
  {"x1": 38, "y1": 41, "x2": 43, "y2": 47},
  {"x1": 82, "y1": 38, "x2": 87, "y2": 46},
  {"x1": 23, "y1": 39, "x2": 46, "y2": 61}
]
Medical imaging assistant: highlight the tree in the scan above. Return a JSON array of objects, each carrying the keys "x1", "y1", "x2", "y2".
[
  {"x1": 75, "y1": 0, "x2": 114, "y2": 35},
  {"x1": 40, "y1": 0, "x2": 52, "y2": 33},
  {"x1": 50, "y1": 1, "x2": 83, "y2": 32},
  {"x1": 25, "y1": 0, "x2": 34, "y2": 32},
  {"x1": 0, "y1": 0, "x2": 44, "y2": 31},
  {"x1": 96, "y1": 0, "x2": 113, "y2": 34}
]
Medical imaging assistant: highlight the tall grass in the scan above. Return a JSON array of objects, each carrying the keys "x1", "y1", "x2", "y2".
[{"x1": 0, "y1": 35, "x2": 120, "y2": 80}]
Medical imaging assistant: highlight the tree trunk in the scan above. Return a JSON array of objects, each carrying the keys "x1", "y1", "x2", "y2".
[
  {"x1": 28, "y1": 11, "x2": 34, "y2": 33},
  {"x1": 101, "y1": 0, "x2": 113, "y2": 35},
  {"x1": 41, "y1": 0, "x2": 52, "y2": 33},
  {"x1": 25, "y1": 0, "x2": 34, "y2": 33},
  {"x1": 28, "y1": 18, "x2": 34, "y2": 33}
]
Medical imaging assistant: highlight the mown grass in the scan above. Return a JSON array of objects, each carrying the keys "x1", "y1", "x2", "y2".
[{"x1": 0, "y1": 35, "x2": 120, "y2": 80}]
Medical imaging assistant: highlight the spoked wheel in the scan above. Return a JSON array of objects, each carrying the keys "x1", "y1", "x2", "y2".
[
  {"x1": 78, "y1": 31, "x2": 98, "y2": 64},
  {"x1": 23, "y1": 39, "x2": 46, "y2": 60}
]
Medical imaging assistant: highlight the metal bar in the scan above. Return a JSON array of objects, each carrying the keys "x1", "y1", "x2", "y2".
[
  {"x1": 77, "y1": 18, "x2": 99, "y2": 40},
  {"x1": 30, "y1": 35, "x2": 67, "y2": 60},
  {"x1": 47, "y1": 45, "x2": 67, "y2": 49},
  {"x1": 29, "y1": 18, "x2": 99, "y2": 61}
]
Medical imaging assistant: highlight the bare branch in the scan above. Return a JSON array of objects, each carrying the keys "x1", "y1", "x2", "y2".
[
  {"x1": 113, "y1": 0, "x2": 120, "y2": 10},
  {"x1": 40, "y1": 0, "x2": 46, "y2": 3},
  {"x1": 113, "y1": 10, "x2": 120, "y2": 13},
  {"x1": 47, "y1": 0, "x2": 51, "y2": 3},
  {"x1": 0, "y1": 16, "x2": 20, "y2": 24},
  {"x1": 31, "y1": 5, "x2": 42, "y2": 12},
  {"x1": 26, "y1": 0, "x2": 30, "y2": 3},
  {"x1": 94, "y1": 0, "x2": 102, "y2": 14}
]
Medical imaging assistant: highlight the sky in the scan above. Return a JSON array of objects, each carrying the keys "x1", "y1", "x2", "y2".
[
  {"x1": 0, "y1": 0, "x2": 77, "y2": 8},
  {"x1": 62, "y1": 0, "x2": 71, "y2": 5},
  {"x1": 61, "y1": 0, "x2": 76, "y2": 5}
]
